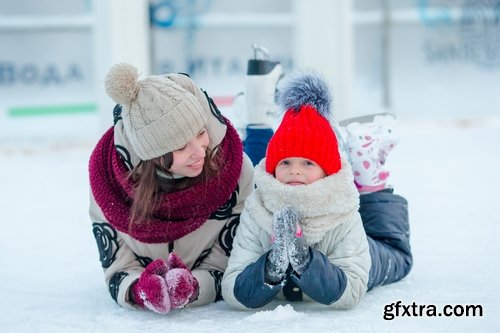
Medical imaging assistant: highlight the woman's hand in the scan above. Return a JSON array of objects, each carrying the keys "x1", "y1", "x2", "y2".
[{"x1": 131, "y1": 252, "x2": 199, "y2": 314}]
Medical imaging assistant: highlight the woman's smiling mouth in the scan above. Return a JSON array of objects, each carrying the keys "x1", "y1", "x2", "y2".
[{"x1": 188, "y1": 158, "x2": 204, "y2": 169}]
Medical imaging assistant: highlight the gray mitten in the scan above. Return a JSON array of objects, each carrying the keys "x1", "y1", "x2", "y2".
[
  {"x1": 265, "y1": 208, "x2": 290, "y2": 283},
  {"x1": 282, "y1": 206, "x2": 311, "y2": 276}
]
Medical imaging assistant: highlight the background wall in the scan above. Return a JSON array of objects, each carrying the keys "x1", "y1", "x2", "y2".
[{"x1": 1, "y1": 0, "x2": 499, "y2": 142}]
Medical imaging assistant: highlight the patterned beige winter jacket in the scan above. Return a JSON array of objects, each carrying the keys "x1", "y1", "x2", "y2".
[
  {"x1": 89, "y1": 72, "x2": 255, "y2": 310},
  {"x1": 89, "y1": 151, "x2": 253, "y2": 310}
]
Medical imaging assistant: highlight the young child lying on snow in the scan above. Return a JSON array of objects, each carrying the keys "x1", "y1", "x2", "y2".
[{"x1": 221, "y1": 71, "x2": 412, "y2": 310}]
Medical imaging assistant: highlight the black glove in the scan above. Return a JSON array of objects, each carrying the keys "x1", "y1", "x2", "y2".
[
  {"x1": 265, "y1": 208, "x2": 290, "y2": 283},
  {"x1": 283, "y1": 206, "x2": 311, "y2": 276}
]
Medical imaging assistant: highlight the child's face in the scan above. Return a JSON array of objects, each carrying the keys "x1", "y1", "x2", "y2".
[{"x1": 275, "y1": 157, "x2": 326, "y2": 185}]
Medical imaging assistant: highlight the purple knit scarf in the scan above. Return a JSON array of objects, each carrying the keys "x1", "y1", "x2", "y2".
[{"x1": 89, "y1": 121, "x2": 243, "y2": 244}]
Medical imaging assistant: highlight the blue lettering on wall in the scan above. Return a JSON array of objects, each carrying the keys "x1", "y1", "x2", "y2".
[
  {"x1": 67, "y1": 64, "x2": 84, "y2": 81},
  {"x1": 42, "y1": 64, "x2": 62, "y2": 85},
  {"x1": 210, "y1": 57, "x2": 223, "y2": 75},
  {"x1": 459, "y1": 0, "x2": 500, "y2": 67},
  {"x1": 156, "y1": 56, "x2": 292, "y2": 77},
  {"x1": 422, "y1": 0, "x2": 500, "y2": 68},
  {"x1": 187, "y1": 58, "x2": 206, "y2": 75},
  {"x1": 20, "y1": 64, "x2": 38, "y2": 85},
  {"x1": 157, "y1": 57, "x2": 245, "y2": 76},
  {"x1": 157, "y1": 60, "x2": 176, "y2": 74},
  {"x1": 0, "y1": 63, "x2": 14, "y2": 84},
  {"x1": 0, "y1": 62, "x2": 85, "y2": 86}
]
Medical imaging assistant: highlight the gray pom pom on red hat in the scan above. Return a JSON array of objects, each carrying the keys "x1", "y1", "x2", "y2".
[{"x1": 276, "y1": 70, "x2": 333, "y2": 119}]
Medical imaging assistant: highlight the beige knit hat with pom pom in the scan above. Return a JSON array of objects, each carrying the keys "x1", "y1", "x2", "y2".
[{"x1": 105, "y1": 63, "x2": 207, "y2": 160}]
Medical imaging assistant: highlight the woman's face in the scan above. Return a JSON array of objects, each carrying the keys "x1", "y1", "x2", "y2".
[
  {"x1": 274, "y1": 157, "x2": 326, "y2": 185},
  {"x1": 169, "y1": 128, "x2": 209, "y2": 177}
]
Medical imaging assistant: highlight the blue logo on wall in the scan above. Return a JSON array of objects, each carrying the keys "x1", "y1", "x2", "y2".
[
  {"x1": 150, "y1": 0, "x2": 177, "y2": 28},
  {"x1": 150, "y1": 0, "x2": 212, "y2": 28}
]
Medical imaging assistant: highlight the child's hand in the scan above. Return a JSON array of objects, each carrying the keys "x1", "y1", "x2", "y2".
[
  {"x1": 282, "y1": 206, "x2": 311, "y2": 275},
  {"x1": 265, "y1": 208, "x2": 291, "y2": 283}
]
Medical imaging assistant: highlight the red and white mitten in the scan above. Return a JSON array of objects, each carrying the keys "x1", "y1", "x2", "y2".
[
  {"x1": 165, "y1": 252, "x2": 199, "y2": 308},
  {"x1": 131, "y1": 259, "x2": 171, "y2": 314}
]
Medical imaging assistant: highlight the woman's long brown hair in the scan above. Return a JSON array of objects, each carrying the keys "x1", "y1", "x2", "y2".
[{"x1": 127, "y1": 146, "x2": 221, "y2": 227}]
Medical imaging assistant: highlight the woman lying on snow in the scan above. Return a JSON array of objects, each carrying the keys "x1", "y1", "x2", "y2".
[{"x1": 89, "y1": 63, "x2": 254, "y2": 314}]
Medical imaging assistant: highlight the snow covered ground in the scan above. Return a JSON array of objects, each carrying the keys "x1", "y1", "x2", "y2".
[{"x1": 1, "y1": 115, "x2": 499, "y2": 333}]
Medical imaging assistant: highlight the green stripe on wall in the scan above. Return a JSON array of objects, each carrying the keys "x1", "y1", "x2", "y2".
[{"x1": 8, "y1": 103, "x2": 97, "y2": 117}]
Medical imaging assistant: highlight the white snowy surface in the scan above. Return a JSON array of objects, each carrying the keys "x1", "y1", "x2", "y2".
[{"x1": 1, "y1": 116, "x2": 499, "y2": 333}]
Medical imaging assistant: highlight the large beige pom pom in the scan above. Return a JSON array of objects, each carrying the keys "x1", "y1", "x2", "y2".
[{"x1": 105, "y1": 63, "x2": 140, "y2": 105}]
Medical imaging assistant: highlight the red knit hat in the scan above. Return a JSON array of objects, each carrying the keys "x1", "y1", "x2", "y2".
[{"x1": 265, "y1": 71, "x2": 341, "y2": 176}]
